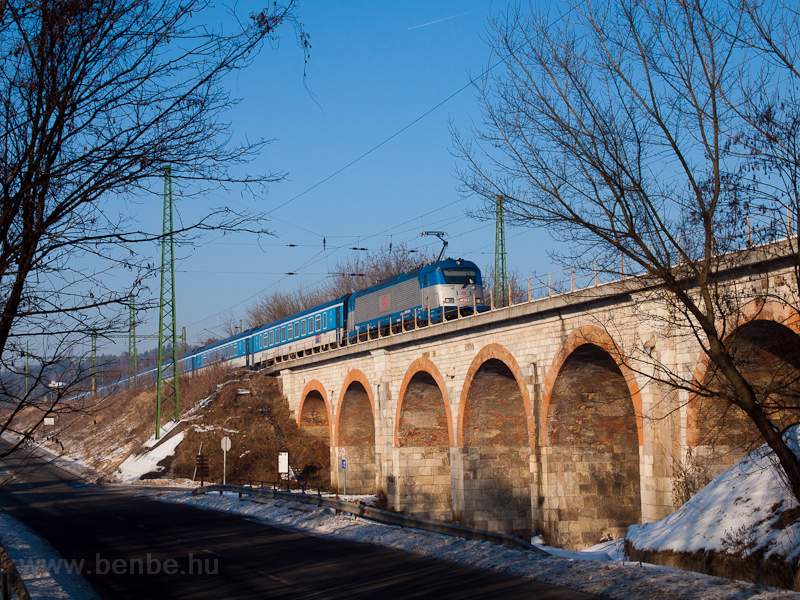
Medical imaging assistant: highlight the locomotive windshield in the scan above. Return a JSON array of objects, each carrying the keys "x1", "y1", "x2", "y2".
[{"x1": 442, "y1": 268, "x2": 477, "y2": 285}]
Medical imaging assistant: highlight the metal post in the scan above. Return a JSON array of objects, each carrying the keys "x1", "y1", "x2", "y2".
[
  {"x1": 25, "y1": 341, "x2": 28, "y2": 397},
  {"x1": 494, "y1": 194, "x2": 508, "y2": 309},
  {"x1": 570, "y1": 267, "x2": 574, "y2": 292},
  {"x1": 156, "y1": 165, "x2": 180, "y2": 439},
  {"x1": 91, "y1": 329, "x2": 97, "y2": 397},
  {"x1": 595, "y1": 260, "x2": 598, "y2": 286},
  {"x1": 548, "y1": 272, "x2": 551, "y2": 297},
  {"x1": 128, "y1": 295, "x2": 136, "y2": 387},
  {"x1": 621, "y1": 254, "x2": 625, "y2": 279}
]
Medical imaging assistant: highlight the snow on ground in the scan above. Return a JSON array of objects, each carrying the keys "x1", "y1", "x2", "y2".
[
  {"x1": 628, "y1": 427, "x2": 800, "y2": 563},
  {"x1": 145, "y1": 489, "x2": 800, "y2": 600},
  {"x1": 115, "y1": 430, "x2": 185, "y2": 482},
  {"x1": 0, "y1": 511, "x2": 101, "y2": 600}
]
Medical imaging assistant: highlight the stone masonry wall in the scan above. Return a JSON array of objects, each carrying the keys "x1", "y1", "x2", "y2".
[
  {"x1": 396, "y1": 372, "x2": 452, "y2": 520},
  {"x1": 461, "y1": 359, "x2": 532, "y2": 538},
  {"x1": 544, "y1": 344, "x2": 641, "y2": 549},
  {"x1": 338, "y1": 381, "x2": 376, "y2": 494}
]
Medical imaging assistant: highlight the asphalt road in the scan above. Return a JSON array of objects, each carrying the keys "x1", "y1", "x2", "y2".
[{"x1": 0, "y1": 443, "x2": 602, "y2": 600}]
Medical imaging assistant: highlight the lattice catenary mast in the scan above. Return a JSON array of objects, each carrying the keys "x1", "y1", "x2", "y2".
[
  {"x1": 156, "y1": 166, "x2": 180, "y2": 439},
  {"x1": 494, "y1": 194, "x2": 508, "y2": 308}
]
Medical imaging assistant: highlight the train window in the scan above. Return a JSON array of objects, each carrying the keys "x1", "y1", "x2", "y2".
[
  {"x1": 281, "y1": 326, "x2": 286, "y2": 342},
  {"x1": 301, "y1": 320, "x2": 306, "y2": 336},
  {"x1": 269, "y1": 330, "x2": 274, "y2": 346},
  {"x1": 288, "y1": 324, "x2": 293, "y2": 340},
  {"x1": 424, "y1": 275, "x2": 428, "y2": 286},
  {"x1": 442, "y1": 268, "x2": 477, "y2": 285},
  {"x1": 294, "y1": 322, "x2": 299, "y2": 337},
  {"x1": 315, "y1": 314, "x2": 321, "y2": 331},
  {"x1": 323, "y1": 312, "x2": 327, "y2": 329},
  {"x1": 308, "y1": 316, "x2": 313, "y2": 332}
]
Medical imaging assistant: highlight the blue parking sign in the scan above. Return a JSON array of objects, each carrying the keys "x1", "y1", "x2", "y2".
[{"x1": 341, "y1": 459, "x2": 346, "y2": 469}]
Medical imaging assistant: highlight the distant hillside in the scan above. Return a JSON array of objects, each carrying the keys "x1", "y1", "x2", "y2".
[{"x1": 13, "y1": 366, "x2": 331, "y2": 490}]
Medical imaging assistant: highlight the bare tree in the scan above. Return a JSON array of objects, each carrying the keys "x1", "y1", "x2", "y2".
[
  {"x1": 246, "y1": 243, "x2": 435, "y2": 326},
  {"x1": 454, "y1": 0, "x2": 800, "y2": 502},
  {"x1": 0, "y1": 0, "x2": 307, "y2": 459}
]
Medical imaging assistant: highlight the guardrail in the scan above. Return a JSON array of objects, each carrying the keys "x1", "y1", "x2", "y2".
[
  {"x1": 231, "y1": 478, "x2": 327, "y2": 497},
  {"x1": 0, "y1": 545, "x2": 31, "y2": 600},
  {"x1": 193, "y1": 483, "x2": 542, "y2": 553}
]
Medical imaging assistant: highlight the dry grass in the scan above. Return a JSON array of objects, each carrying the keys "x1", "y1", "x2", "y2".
[
  {"x1": 172, "y1": 372, "x2": 331, "y2": 489},
  {"x1": 4, "y1": 364, "x2": 232, "y2": 474},
  {"x1": 4, "y1": 365, "x2": 332, "y2": 489}
]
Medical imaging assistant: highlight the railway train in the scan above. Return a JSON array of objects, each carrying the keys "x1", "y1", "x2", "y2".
[
  {"x1": 85, "y1": 257, "x2": 487, "y2": 398},
  {"x1": 184, "y1": 257, "x2": 487, "y2": 372}
]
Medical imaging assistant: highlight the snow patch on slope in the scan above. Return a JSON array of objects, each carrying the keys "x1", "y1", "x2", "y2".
[
  {"x1": 116, "y1": 430, "x2": 185, "y2": 482},
  {"x1": 628, "y1": 426, "x2": 800, "y2": 562}
]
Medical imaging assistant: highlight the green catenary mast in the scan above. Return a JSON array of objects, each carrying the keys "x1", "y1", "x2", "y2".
[
  {"x1": 156, "y1": 166, "x2": 180, "y2": 439},
  {"x1": 494, "y1": 194, "x2": 508, "y2": 308},
  {"x1": 128, "y1": 294, "x2": 137, "y2": 388}
]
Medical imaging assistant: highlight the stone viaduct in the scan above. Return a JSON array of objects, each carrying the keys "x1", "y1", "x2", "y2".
[{"x1": 267, "y1": 245, "x2": 800, "y2": 550}]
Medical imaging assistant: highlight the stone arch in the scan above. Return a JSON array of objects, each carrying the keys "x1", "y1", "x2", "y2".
[
  {"x1": 297, "y1": 380, "x2": 331, "y2": 444},
  {"x1": 334, "y1": 369, "x2": 376, "y2": 494},
  {"x1": 393, "y1": 358, "x2": 453, "y2": 521},
  {"x1": 457, "y1": 344, "x2": 532, "y2": 538},
  {"x1": 541, "y1": 325, "x2": 643, "y2": 550},
  {"x1": 687, "y1": 301, "x2": 800, "y2": 477},
  {"x1": 541, "y1": 325, "x2": 643, "y2": 447}
]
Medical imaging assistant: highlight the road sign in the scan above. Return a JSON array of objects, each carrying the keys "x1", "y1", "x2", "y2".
[
  {"x1": 340, "y1": 447, "x2": 346, "y2": 458},
  {"x1": 220, "y1": 437, "x2": 231, "y2": 485},
  {"x1": 341, "y1": 459, "x2": 346, "y2": 470},
  {"x1": 278, "y1": 451, "x2": 289, "y2": 475},
  {"x1": 43, "y1": 417, "x2": 55, "y2": 426},
  {"x1": 195, "y1": 453, "x2": 209, "y2": 485}
]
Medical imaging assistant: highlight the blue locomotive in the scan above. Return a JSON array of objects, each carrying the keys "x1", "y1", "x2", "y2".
[{"x1": 184, "y1": 257, "x2": 487, "y2": 372}]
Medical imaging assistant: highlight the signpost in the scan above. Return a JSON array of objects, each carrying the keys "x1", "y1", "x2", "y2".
[
  {"x1": 195, "y1": 453, "x2": 209, "y2": 486},
  {"x1": 278, "y1": 450, "x2": 289, "y2": 479},
  {"x1": 221, "y1": 436, "x2": 231, "y2": 485},
  {"x1": 340, "y1": 447, "x2": 346, "y2": 495}
]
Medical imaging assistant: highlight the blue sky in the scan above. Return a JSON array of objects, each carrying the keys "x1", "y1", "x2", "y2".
[{"x1": 123, "y1": 1, "x2": 562, "y2": 352}]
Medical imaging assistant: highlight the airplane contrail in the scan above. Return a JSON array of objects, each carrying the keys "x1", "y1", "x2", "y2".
[{"x1": 408, "y1": 10, "x2": 480, "y2": 30}]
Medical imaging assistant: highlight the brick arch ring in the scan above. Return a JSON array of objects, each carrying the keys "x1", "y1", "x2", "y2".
[
  {"x1": 686, "y1": 299, "x2": 800, "y2": 446},
  {"x1": 456, "y1": 343, "x2": 534, "y2": 448},
  {"x1": 333, "y1": 369, "x2": 376, "y2": 448},
  {"x1": 394, "y1": 357, "x2": 454, "y2": 448},
  {"x1": 540, "y1": 325, "x2": 644, "y2": 447},
  {"x1": 297, "y1": 380, "x2": 333, "y2": 445}
]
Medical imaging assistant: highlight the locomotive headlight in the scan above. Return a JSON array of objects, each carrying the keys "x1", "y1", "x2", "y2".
[{"x1": 444, "y1": 298, "x2": 454, "y2": 303}]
